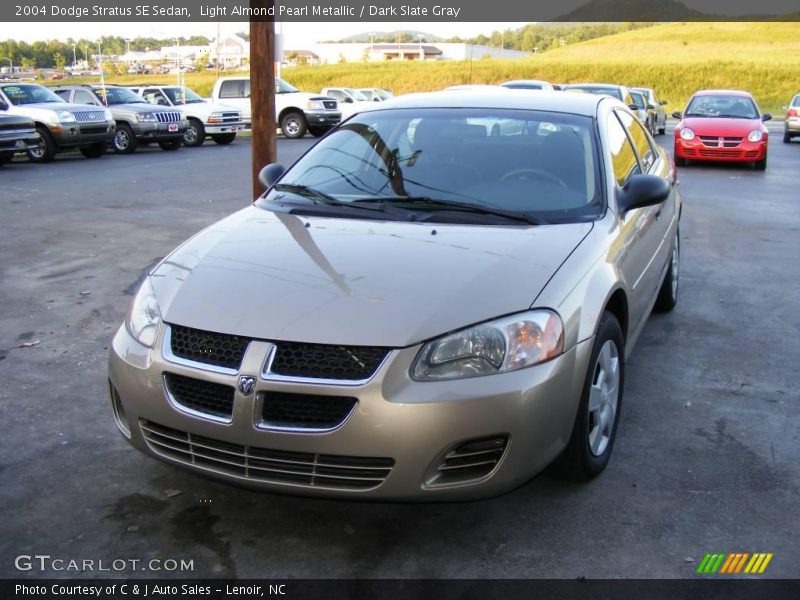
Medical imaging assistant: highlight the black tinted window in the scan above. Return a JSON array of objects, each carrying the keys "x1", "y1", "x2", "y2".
[{"x1": 606, "y1": 112, "x2": 640, "y2": 186}]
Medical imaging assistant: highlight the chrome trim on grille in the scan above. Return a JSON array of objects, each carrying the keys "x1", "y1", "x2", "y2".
[
  {"x1": 74, "y1": 111, "x2": 107, "y2": 123},
  {"x1": 162, "y1": 373, "x2": 234, "y2": 424},
  {"x1": 162, "y1": 325, "x2": 239, "y2": 376},
  {"x1": 155, "y1": 111, "x2": 182, "y2": 123},
  {"x1": 260, "y1": 345, "x2": 392, "y2": 386}
]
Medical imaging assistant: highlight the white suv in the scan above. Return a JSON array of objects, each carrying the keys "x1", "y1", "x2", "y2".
[
  {"x1": 211, "y1": 77, "x2": 341, "y2": 139},
  {"x1": 125, "y1": 85, "x2": 244, "y2": 146}
]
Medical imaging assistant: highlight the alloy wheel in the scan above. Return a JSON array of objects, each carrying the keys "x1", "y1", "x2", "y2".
[{"x1": 588, "y1": 340, "x2": 620, "y2": 457}]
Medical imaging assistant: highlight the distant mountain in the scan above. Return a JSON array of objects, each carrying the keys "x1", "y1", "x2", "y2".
[
  {"x1": 336, "y1": 30, "x2": 443, "y2": 43},
  {"x1": 557, "y1": 0, "x2": 704, "y2": 21}
]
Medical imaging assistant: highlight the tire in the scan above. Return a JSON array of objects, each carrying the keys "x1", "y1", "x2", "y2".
[
  {"x1": 27, "y1": 126, "x2": 57, "y2": 163},
  {"x1": 183, "y1": 119, "x2": 205, "y2": 146},
  {"x1": 280, "y1": 111, "x2": 307, "y2": 139},
  {"x1": 158, "y1": 138, "x2": 182, "y2": 151},
  {"x1": 79, "y1": 143, "x2": 106, "y2": 158},
  {"x1": 112, "y1": 123, "x2": 137, "y2": 154},
  {"x1": 308, "y1": 126, "x2": 329, "y2": 138},
  {"x1": 754, "y1": 154, "x2": 767, "y2": 171},
  {"x1": 654, "y1": 229, "x2": 680, "y2": 313},
  {"x1": 783, "y1": 130, "x2": 791, "y2": 144},
  {"x1": 0, "y1": 153, "x2": 11, "y2": 166},
  {"x1": 552, "y1": 312, "x2": 625, "y2": 481},
  {"x1": 211, "y1": 133, "x2": 236, "y2": 145},
  {"x1": 674, "y1": 153, "x2": 686, "y2": 167}
]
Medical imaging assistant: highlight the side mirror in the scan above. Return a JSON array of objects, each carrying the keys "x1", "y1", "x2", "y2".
[
  {"x1": 646, "y1": 104, "x2": 656, "y2": 110},
  {"x1": 373, "y1": 97, "x2": 380, "y2": 102},
  {"x1": 628, "y1": 104, "x2": 639, "y2": 111},
  {"x1": 761, "y1": 113, "x2": 772, "y2": 122},
  {"x1": 617, "y1": 174, "x2": 670, "y2": 215},
  {"x1": 660, "y1": 100, "x2": 668, "y2": 105},
  {"x1": 344, "y1": 97, "x2": 354, "y2": 103},
  {"x1": 671, "y1": 111, "x2": 682, "y2": 119},
  {"x1": 258, "y1": 163, "x2": 286, "y2": 189},
  {"x1": 0, "y1": 100, "x2": 8, "y2": 111}
]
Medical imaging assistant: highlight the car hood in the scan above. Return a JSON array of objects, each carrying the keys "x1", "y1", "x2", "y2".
[
  {"x1": 681, "y1": 117, "x2": 763, "y2": 136},
  {"x1": 0, "y1": 113, "x2": 35, "y2": 129},
  {"x1": 152, "y1": 206, "x2": 592, "y2": 348}
]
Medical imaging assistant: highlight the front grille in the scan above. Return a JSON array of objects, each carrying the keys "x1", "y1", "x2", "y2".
[
  {"x1": 221, "y1": 112, "x2": 240, "y2": 123},
  {"x1": 164, "y1": 373, "x2": 235, "y2": 419},
  {"x1": 323, "y1": 100, "x2": 337, "y2": 110},
  {"x1": 260, "y1": 392, "x2": 357, "y2": 429},
  {"x1": 168, "y1": 324, "x2": 249, "y2": 370},
  {"x1": 140, "y1": 420, "x2": 394, "y2": 490},
  {"x1": 155, "y1": 111, "x2": 182, "y2": 123},
  {"x1": 79, "y1": 125, "x2": 107, "y2": 134},
  {"x1": 429, "y1": 436, "x2": 509, "y2": 486},
  {"x1": 74, "y1": 111, "x2": 107, "y2": 124},
  {"x1": 698, "y1": 148, "x2": 743, "y2": 158},
  {"x1": 270, "y1": 342, "x2": 389, "y2": 381},
  {"x1": 699, "y1": 136, "x2": 743, "y2": 148}
]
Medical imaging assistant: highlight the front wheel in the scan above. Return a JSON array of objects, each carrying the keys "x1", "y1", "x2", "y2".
[
  {"x1": 654, "y1": 229, "x2": 680, "y2": 312},
  {"x1": 308, "y1": 126, "x2": 331, "y2": 138},
  {"x1": 754, "y1": 155, "x2": 767, "y2": 171},
  {"x1": 0, "y1": 153, "x2": 12, "y2": 166},
  {"x1": 112, "y1": 123, "x2": 137, "y2": 154},
  {"x1": 552, "y1": 312, "x2": 625, "y2": 481},
  {"x1": 674, "y1": 153, "x2": 686, "y2": 167},
  {"x1": 280, "y1": 111, "x2": 307, "y2": 139},
  {"x1": 183, "y1": 119, "x2": 205, "y2": 146},
  {"x1": 79, "y1": 143, "x2": 106, "y2": 158},
  {"x1": 782, "y1": 130, "x2": 791, "y2": 144},
  {"x1": 158, "y1": 138, "x2": 182, "y2": 151},
  {"x1": 211, "y1": 133, "x2": 236, "y2": 145},
  {"x1": 27, "y1": 126, "x2": 57, "y2": 163}
]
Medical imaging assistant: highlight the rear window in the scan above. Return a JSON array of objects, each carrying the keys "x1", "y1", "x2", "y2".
[
  {"x1": 792, "y1": 95, "x2": 800, "y2": 108},
  {"x1": 568, "y1": 86, "x2": 623, "y2": 101}
]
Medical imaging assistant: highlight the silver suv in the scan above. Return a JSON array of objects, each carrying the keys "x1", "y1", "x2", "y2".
[
  {"x1": 53, "y1": 85, "x2": 189, "y2": 153},
  {"x1": 0, "y1": 82, "x2": 115, "y2": 162}
]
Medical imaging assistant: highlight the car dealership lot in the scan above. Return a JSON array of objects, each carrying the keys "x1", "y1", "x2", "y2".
[{"x1": 1, "y1": 127, "x2": 798, "y2": 578}]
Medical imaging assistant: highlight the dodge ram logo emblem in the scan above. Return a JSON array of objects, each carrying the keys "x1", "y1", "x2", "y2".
[{"x1": 238, "y1": 376, "x2": 256, "y2": 395}]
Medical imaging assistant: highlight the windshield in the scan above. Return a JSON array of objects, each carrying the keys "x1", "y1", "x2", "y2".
[
  {"x1": 1, "y1": 84, "x2": 65, "y2": 105},
  {"x1": 257, "y1": 107, "x2": 603, "y2": 223},
  {"x1": 94, "y1": 86, "x2": 145, "y2": 105},
  {"x1": 275, "y1": 78, "x2": 299, "y2": 94},
  {"x1": 566, "y1": 86, "x2": 623, "y2": 101},
  {"x1": 162, "y1": 86, "x2": 205, "y2": 105},
  {"x1": 685, "y1": 95, "x2": 759, "y2": 119}
]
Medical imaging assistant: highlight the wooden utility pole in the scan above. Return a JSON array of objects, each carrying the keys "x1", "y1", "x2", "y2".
[{"x1": 250, "y1": 1, "x2": 277, "y2": 199}]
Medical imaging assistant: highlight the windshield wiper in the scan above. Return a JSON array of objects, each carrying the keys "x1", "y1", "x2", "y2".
[
  {"x1": 272, "y1": 184, "x2": 387, "y2": 214},
  {"x1": 352, "y1": 196, "x2": 545, "y2": 225}
]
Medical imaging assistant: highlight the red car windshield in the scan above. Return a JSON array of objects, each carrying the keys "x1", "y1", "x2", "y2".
[{"x1": 685, "y1": 95, "x2": 758, "y2": 119}]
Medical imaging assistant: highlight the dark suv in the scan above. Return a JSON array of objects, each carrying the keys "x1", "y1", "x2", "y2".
[
  {"x1": 53, "y1": 85, "x2": 189, "y2": 153},
  {"x1": 0, "y1": 110, "x2": 40, "y2": 166}
]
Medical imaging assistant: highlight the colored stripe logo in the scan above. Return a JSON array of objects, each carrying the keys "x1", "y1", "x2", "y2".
[{"x1": 696, "y1": 552, "x2": 773, "y2": 574}]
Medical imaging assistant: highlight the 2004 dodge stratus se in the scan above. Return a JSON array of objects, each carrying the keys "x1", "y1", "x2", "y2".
[{"x1": 109, "y1": 90, "x2": 681, "y2": 500}]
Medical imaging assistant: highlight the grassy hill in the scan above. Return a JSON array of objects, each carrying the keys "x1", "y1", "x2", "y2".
[{"x1": 70, "y1": 23, "x2": 800, "y2": 115}]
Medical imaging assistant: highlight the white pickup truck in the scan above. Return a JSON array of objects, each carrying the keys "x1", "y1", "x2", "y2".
[
  {"x1": 211, "y1": 77, "x2": 341, "y2": 139},
  {"x1": 125, "y1": 84, "x2": 244, "y2": 146}
]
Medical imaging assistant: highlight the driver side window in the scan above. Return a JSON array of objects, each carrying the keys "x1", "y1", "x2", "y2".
[{"x1": 606, "y1": 112, "x2": 640, "y2": 187}]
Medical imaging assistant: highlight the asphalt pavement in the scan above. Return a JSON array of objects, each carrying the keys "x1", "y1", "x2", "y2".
[{"x1": 0, "y1": 125, "x2": 798, "y2": 579}]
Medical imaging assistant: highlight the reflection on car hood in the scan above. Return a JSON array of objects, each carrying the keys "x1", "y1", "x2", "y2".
[
  {"x1": 681, "y1": 117, "x2": 762, "y2": 136},
  {"x1": 153, "y1": 207, "x2": 592, "y2": 347}
]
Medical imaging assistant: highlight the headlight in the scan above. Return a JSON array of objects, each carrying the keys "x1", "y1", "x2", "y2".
[
  {"x1": 411, "y1": 310, "x2": 564, "y2": 381},
  {"x1": 103, "y1": 109, "x2": 113, "y2": 121},
  {"x1": 136, "y1": 112, "x2": 158, "y2": 123},
  {"x1": 748, "y1": 130, "x2": 763, "y2": 142},
  {"x1": 56, "y1": 110, "x2": 76, "y2": 123},
  {"x1": 306, "y1": 99, "x2": 327, "y2": 110},
  {"x1": 126, "y1": 277, "x2": 162, "y2": 348},
  {"x1": 207, "y1": 112, "x2": 225, "y2": 123},
  {"x1": 679, "y1": 127, "x2": 695, "y2": 141}
]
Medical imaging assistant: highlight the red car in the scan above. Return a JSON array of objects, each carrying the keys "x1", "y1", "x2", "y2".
[{"x1": 673, "y1": 90, "x2": 771, "y2": 170}]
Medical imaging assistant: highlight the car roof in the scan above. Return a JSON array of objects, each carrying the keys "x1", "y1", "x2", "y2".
[
  {"x1": 371, "y1": 89, "x2": 605, "y2": 116},
  {"x1": 565, "y1": 83, "x2": 627, "y2": 90},
  {"x1": 693, "y1": 89, "x2": 754, "y2": 97},
  {"x1": 501, "y1": 80, "x2": 550, "y2": 86}
]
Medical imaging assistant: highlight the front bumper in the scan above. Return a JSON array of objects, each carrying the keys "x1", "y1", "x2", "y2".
[
  {"x1": 674, "y1": 136, "x2": 767, "y2": 162},
  {"x1": 205, "y1": 121, "x2": 245, "y2": 135},
  {"x1": 305, "y1": 110, "x2": 342, "y2": 128},
  {"x1": 132, "y1": 120, "x2": 189, "y2": 140},
  {"x1": 785, "y1": 117, "x2": 800, "y2": 134},
  {"x1": 0, "y1": 129, "x2": 40, "y2": 154},
  {"x1": 51, "y1": 123, "x2": 115, "y2": 147},
  {"x1": 108, "y1": 324, "x2": 593, "y2": 500}
]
